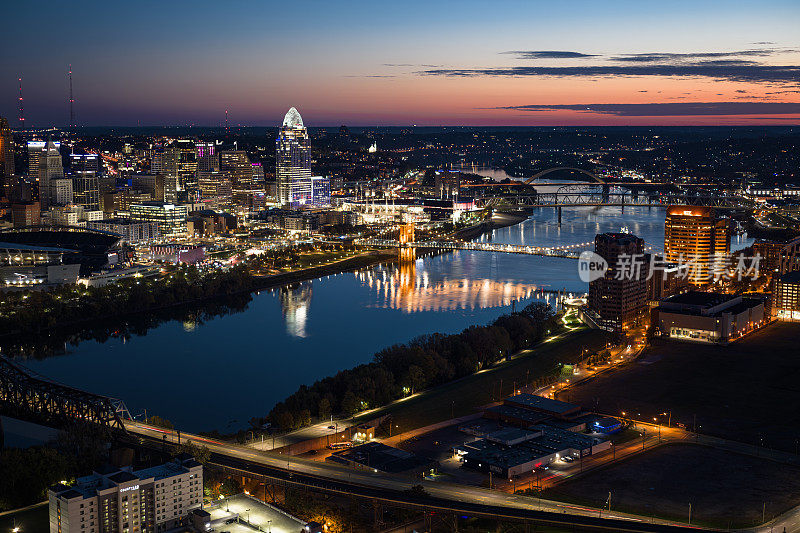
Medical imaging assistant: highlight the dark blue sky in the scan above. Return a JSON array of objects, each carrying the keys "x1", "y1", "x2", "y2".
[{"x1": 2, "y1": 0, "x2": 799, "y2": 126}]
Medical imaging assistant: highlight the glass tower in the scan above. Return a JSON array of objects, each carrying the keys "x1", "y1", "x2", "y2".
[{"x1": 276, "y1": 107, "x2": 311, "y2": 205}]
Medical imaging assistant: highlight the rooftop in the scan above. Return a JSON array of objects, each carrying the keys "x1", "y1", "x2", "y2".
[
  {"x1": 504, "y1": 393, "x2": 581, "y2": 416},
  {"x1": 663, "y1": 290, "x2": 737, "y2": 308},
  {"x1": 779, "y1": 271, "x2": 800, "y2": 284}
]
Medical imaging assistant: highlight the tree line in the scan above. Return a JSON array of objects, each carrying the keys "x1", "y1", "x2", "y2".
[
  {"x1": 0, "y1": 264, "x2": 259, "y2": 337},
  {"x1": 265, "y1": 302, "x2": 559, "y2": 430}
]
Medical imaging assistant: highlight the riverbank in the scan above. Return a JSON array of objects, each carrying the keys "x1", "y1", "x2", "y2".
[
  {"x1": 450, "y1": 212, "x2": 529, "y2": 241},
  {"x1": 0, "y1": 249, "x2": 397, "y2": 344}
]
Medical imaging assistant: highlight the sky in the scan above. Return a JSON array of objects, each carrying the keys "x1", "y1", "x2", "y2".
[{"x1": 2, "y1": 0, "x2": 799, "y2": 127}]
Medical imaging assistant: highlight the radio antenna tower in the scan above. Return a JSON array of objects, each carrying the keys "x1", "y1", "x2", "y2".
[
  {"x1": 225, "y1": 109, "x2": 229, "y2": 132},
  {"x1": 18, "y1": 77, "x2": 25, "y2": 131},
  {"x1": 69, "y1": 64, "x2": 76, "y2": 129}
]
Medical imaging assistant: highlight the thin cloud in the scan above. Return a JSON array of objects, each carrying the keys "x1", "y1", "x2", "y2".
[
  {"x1": 496, "y1": 102, "x2": 800, "y2": 116},
  {"x1": 419, "y1": 64, "x2": 800, "y2": 85},
  {"x1": 608, "y1": 49, "x2": 785, "y2": 62},
  {"x1": 502, "y1": 50, "x2": 599, "y2": 59}
]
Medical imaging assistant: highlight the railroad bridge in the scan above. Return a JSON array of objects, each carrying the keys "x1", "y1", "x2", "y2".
[{"x1": 0, "y1": 356, "x2": 129, "y2": 430}]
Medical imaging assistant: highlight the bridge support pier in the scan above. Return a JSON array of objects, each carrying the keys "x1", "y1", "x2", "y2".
[{"x1": 557, "y1": 206, "x2": 562, "y2": 225}]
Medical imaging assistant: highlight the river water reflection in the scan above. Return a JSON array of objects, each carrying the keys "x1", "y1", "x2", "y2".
[{"x1": 11, "y1": 205, "x2": 752, "y2": 432}]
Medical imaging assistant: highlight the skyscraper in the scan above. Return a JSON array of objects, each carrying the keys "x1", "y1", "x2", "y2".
[
  {"x1": 588, "y1": 232, "x2": 648, "y2": 332},
  {"x1": 196, "y1": 141, "x2": 217, "y2": 172},
  {"x1": 276, "y1": 107, "x2": 311, "y2": 205},
  {"x1": 220, "y1": 150, "x2": 256, "y2": 188},
  {"x1": 0, "y1": 117, "x2": 14, "y2": 184},
  {"x1": 664, "y1": 206, "x2": 731, "y2": 286},
  {"x1": 39, "y1": 139, "x2": 66, "y2": 208}
]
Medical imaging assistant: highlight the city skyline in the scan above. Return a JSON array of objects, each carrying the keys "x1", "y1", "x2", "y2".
[{"x1": 2, "y1": 0, "x2": 799, "y2": 127}]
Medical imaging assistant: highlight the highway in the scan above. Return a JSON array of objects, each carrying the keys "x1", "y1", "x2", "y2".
[{"x1": 124, "y1": 421, "x2": 712, "y2": 531}]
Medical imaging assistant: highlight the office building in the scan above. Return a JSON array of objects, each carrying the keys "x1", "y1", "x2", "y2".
[
  {"x1": 130, "y1": 202, "x2": 188, "y2": 238},
  {"x1": 197, "y1": 171, "x2": 232, "y2": 199},
  {"x1": 27, "y1": 141, "x2": 48, "y2": 179},
  {"x1": 34, "y1": 139, "x2": 66, "y2": 208},
  {"x1": 175, "y1": 139, "x2": 197, "y2": 174},
  {"x1": 587, "y1": 232, "x2": 648, "y2": 332},
  {"x1": 102, "y1": 190, "x2": 153, "y2": 215},
  {"x1": 220, "y1": 150, "x2": 257, "y2": 188},
  {"x1": 0, "y1": 116, "x2": 14, "y2": 183},
  {"x1": 11, "y1": 201, "x2": 40, "y2": 227},
  {"x1": 664, "y1": 206, "x2": 731, "y2": 286},
  {"x1": 774, "y1": 271, "x2": 800, "y2": 321},
  {"x1": 150, "y1": 143, "x2": 179, "y2": 176},
  {"x1": 73, "y1": 175, "x2": 101, "y2": 211},
  {"x1": 276, "y1": 107, "x2": 312, "y2": 205},
  {"x1": 48, "y1": 456, "x2": 203, "y2": 533},
  {"x1": 88, "y1": 218, "x2": 160, "y2": 243},
  {"x1": 70, "y1": 154, "x2": 101, "y2": 211},
  {"x1": 155, "y1": 173, "x2": 179, "y2": 203},
  {"x1": 70, "y1": 153, "x2": 100, "y2": 175},
  {"x1": 288, "y1": 175, "x2": 330, "y2": 208},
  {"x1": 196, "y1": 141, "x2": 217, "y2": 172},
  {"x1": 653, "y1": 291, "x2": 765, "y2": 343}
]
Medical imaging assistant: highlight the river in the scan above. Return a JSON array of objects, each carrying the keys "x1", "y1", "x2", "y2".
[{"x1": 6, "y1": 205, "x2": 753, "y2": 433}]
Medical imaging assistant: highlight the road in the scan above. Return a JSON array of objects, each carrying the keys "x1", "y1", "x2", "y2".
[{"x1": 124, "y1": 421, "x2": 711, "y2": 531}]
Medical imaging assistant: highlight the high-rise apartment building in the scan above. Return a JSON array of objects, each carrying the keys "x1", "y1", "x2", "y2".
[
  {"x1": 0, "y1": 117, "x2": 14, "y2": 183},
  {"x1": 276, "y1": 107, "x2": 311, "y2": 205},
  {"x1": 48, "y1": 456, "x2": 202, "y2": 533},
  {"x1": 588, "y1": 232, "x2": 648, "y2": 332},
  {"x1": 664, "y1": 206, "x2": 731, "y2": 286}
]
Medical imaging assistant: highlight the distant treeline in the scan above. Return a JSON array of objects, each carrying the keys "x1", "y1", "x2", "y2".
[
  {"x1": 266, "y1": 302, "x2": 559, "y2": 430},
  {"x1": 0, "y1": 265, "x2": 258, "y2": 338}
]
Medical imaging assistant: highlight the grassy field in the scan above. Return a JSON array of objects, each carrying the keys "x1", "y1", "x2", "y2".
[
  {"x1": 354, "y1": 327, "x2": 611, "y2": 434},
  {"x1": 543, "y1": 443, "x2": 800, "y2": 528},
  {"x1": 563, "y1": 321, "x2": 800, "y2": 452}
]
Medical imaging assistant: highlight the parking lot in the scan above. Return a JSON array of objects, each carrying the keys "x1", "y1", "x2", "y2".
[{"x1": 207, "y1": 493, "x2": 306, "y2": 533}]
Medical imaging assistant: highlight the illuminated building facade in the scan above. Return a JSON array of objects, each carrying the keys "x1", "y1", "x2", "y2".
[
  {"x1": 654, "y1": 291, "x2": 764, "y2": 343},
  {"x1": 37, "y1": 139, "x2": 66, "y2": 208},
  {"x1": 588, "y1": 232, "x2": 647, "y2": 332},
  {"x1": 130, "y1": 202, "x2": 188, "y2": 238},
  {"x1": 276, "y1": 107, "x2": 312, "y2": 205},
  {"x1": 664, "y1": 206, "x2": 730, "y2": 286},
  {"x1": 196, "y1": 141, "x2": 217, "y2": 172},
  {"x1": 289, "y1": 175, "x2": 330, "y2": 208},
  {"x1": 775, "y1": 271, "x2": 800, "y2": 321},
  {"x1": 48, "y1": 456, "x2": 202, "y2": 533},
  {"x1": 220, "y1": 150, "x2": 256, "y2": 188}
]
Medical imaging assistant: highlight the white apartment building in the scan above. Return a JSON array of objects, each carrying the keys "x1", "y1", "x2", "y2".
[{"x1": 49, "y1": 456, "x2": 203, "y2": 533}]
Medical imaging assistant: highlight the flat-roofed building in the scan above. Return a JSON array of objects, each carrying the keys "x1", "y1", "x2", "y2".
[
  {"x1": 88, "y1": 217, "x2": 160, "y2": 243},
  {"x1": 654, "y1": 290, "x2": 765, "y2": 343},
  {"x1": 130, "y1": 202, "x2": 188, "y2": 238},
  {"x1": 11, "y1": 201, "x2": 40, "y2": 227},
  {"x1": 48, "y1": 456, "x2": 202, "y2": 533},
  {"x1": 775, "y1": 271, "x2": 800, "y2": 321},
  {"x1": 664, "y1": 206, "x2": 731, "y2": 286},
  {"x1": 588, "y1": 232, "x2": 648, "y2": 332},
  {"x1": 503, "y1": 393, "x2": 582, "y2": 420}
]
